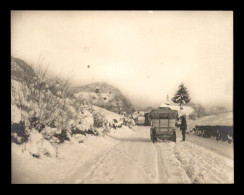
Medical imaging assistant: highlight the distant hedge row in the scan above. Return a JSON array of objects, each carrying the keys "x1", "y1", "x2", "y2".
[{"x1": 192, "y1": 125, "x2": 233, "y2": 144}]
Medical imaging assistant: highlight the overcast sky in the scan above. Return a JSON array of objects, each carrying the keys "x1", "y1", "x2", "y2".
[{"x1": 11, "y1": 11, "x2": 233, "y2": 109}]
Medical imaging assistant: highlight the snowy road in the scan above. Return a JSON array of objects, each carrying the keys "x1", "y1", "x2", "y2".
[
  {"x1": 59, "y1": 127, "x2": 160, "y2": 183},
  {"x1": 56, "y1": 126, "x2": 233, "y2": 184}
]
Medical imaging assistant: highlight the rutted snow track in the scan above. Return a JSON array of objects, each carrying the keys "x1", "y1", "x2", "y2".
[
  {"x1": 173, "y1": 136, "x2": 234, "y2": 183},
  {"x1": 13, "y1": 126, "x2": 233, "y2": 183},
  {"x1": 154, "y1": 141, "x2": 191, "y2": 183},
  {"x1": 154, "y1": 131, "x2": 233, "y2": 183},
  {"x1": 56, "y1": 126, "x2": 233, "y2": 183},
  {"x1": 58, "y1": 127, "x2": 160, "y2": 183}
]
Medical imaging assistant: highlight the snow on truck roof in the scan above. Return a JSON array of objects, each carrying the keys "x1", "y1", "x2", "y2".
[
  {"x1": 159, "y1": 102, "x2": 194, "y2": 116},
  {"x1": 150, "y1": 107, "x2": 178, "y2": 119}
]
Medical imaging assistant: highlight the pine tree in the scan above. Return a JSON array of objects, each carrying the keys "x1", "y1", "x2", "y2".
[{"x1": 172, "y1": 82, "x2": 191, "y2": 114}]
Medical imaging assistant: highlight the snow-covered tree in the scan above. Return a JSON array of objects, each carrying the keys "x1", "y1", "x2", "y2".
[{"x1": 172, "y1": 82, "x2": 191, "y2": 114}]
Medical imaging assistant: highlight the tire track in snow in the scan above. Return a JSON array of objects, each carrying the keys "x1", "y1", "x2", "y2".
[
  {"x1": 115, "y1": 144, "x2": 157, "y2": 182},
  {"x1": 69, "y1": 142, "x2": 123, "y2": 183},
  {"x1": 155, "y1": 140, "x2": 191, "y2": 183},
  {"x1": 81, "y1": 142, "x2": 126, "y2": 183},
  {"x1": 154, "y1": 143, "x2": 168, "y2": 183},
  {"x1": 72, "y1": 139, "x2": 157, "y2": 183},
  {"x1": 102, "y1": 128, "x2": 158, "y2": 183}
]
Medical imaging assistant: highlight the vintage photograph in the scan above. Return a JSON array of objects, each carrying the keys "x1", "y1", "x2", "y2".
[{"x1": 11, "y1": 10, "x2": 233, "y2": 184}]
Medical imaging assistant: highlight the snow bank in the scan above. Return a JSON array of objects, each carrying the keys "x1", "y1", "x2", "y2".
[
  {"x1": 23, "y1": 129, "x2": 57, "y2": 158},
  {"x1": 11, "y1": 104, "x2": 22, "y2": 123},
  {"x1": 155, "y1": 142, "x2": 191, "y2": 183},
  {"x1": 11, "y1": 125, "x2": 133, "y2": 183},
  {"x1": 93, "y1": 106, "x2": 121, "y2": 121},
  {"x1": 11, "y1": 77, "x2": 136, "y2": 183},
  {"x1": 107, "y1": 125, "x2": 135, "y2": 137},
  {"x1": 174, "y1": 140, "x2": 233, "y2": 183}
]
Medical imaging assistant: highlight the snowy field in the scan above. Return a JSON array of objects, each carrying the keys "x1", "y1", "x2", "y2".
[
  {"x1": 12, "y1": 125, "x2": 233, "y2": 184},
  {"x1": 187, "y1": 112, "x2": 233, "y2": 131}
]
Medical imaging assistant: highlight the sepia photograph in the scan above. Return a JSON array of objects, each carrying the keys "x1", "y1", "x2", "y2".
[{"x1": 11, "y1": 10, "x2": 233, "y2": 184}]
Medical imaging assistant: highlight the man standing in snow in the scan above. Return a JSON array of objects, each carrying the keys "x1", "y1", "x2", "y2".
[{"x1": 180, "y1": 115, "x2": 187, "y2": 141}]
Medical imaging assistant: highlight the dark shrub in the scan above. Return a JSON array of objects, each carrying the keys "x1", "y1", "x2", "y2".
[
  {"x1": 29, "y1": 117, "x2": 45, "y2": 132},
  {"x1": 11, "y1": 121, "x2": 29, "y2": 144},
  {"x1": 93, "y1": 113, "x2": 105, "y2": 128},
  {"x1": 32, "y1": 154, "x2": 40, "y2": 158},
  {"x1": 71, "y1": 126, "x2": 86, "y2": 136},
  {"x1": 53, "y1": 129, "x2": 70, "y2": 144},
  {"x1": 193, "y1": 125, "x2": 233, "y2": 143}
]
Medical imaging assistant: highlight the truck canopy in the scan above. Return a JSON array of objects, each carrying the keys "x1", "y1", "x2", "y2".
[{"x1": 149, "y1": 107, "x2": 178, "y2": 119}]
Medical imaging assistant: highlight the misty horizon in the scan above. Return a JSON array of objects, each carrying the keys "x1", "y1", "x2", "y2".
[
  {"x1": 36, "y1": 65, "x2": 232, "y2": 111},
  {"x1": 11, "y1": 11, "x2": 233, "y2": 111}
]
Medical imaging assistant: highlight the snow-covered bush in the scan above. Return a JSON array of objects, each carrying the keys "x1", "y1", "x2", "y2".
[
  {"x1": 53, "y1": 129, "x2": 70, "y2": 144},
  {"x1": 11, "y1": 62, "x2": 100, "y2": 147},
  {"x1": 92, "y1": 110, "x2": 135, "y2": 132},
  {"x1": 93, "y1": 112, "x2": 106, "y2": 128},
  {"x1": 11, "y1": 60, "x2": 136, "y2": 160},
  {"x1": 23, "y1": 129, "x2": 57, "y2": 158},
  {"x1": 67, "y1": 108, "x2": 97, "y2": 137},
  {"x1": 11, "y1": 75, "x2": 71, "y2": 131},
  {"x1": 41, "y1": 126, "x2": 60, "y2": 141},
  {"x1": 121, "y1": 116, "x2": 135, "y2": 129}
]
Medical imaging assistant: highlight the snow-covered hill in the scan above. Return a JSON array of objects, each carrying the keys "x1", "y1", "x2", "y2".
[
  {"x1": 72, "y1": 82, "x2": 135, "y2": 114},
  {"x1": 187, "y1": 112, "x2": 233, "y2": 131},
  {"x1": 11, "y1": 56, "x2": 37, "y2": 83},
  {"x1": 192, "y1": 112, "x2": 233, "y2": 126},
  {"x1": 74, "y1": 91, "x2": 114, "y2": 105}
]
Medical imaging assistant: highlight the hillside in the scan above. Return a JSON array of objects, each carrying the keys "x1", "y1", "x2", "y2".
[
  {"x1": 11, "y1": 56, "x2": 135, "y2": 116},
  {"x1": 11, "y1": 56, "x2": 37, "y2": 83},
  {"x1": 73, "y1": 82, "x2": 122, "y2": 95},
  {"x1": 71, "y1": 82, "x2": 135, "y2": 115},
  {"x1": 11, "y1": 56, "x2": 136, "y2": 163}
]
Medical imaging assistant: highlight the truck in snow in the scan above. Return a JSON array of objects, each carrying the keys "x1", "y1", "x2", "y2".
[
  {"x1": 144, "y1": 112, "x2": 151, "y2": 126},
  {"x1": 132, "y1": 111, "x2": 146, "y2": 125},
  {"x1": 149, "y1": 107, "x2": 178, "y2": 143},
  {"x1": 135, "y1": 114, "x2": 145, "y2": 125}
]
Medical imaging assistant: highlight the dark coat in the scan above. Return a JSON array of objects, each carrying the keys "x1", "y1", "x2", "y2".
[{"x1": 180, "y1": 117, "x2": 187, "y2": 131}]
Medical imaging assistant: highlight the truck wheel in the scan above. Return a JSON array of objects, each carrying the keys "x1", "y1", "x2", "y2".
[
  {"x1": 173, "y1": 131, "x2": 176, "y2": 142},
  {"x1": 152, "y1": 130, "x2": 157, "y2": 143},
  {"x1": 150, "y1": 128, "x2": 153, "y2": 142}
]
